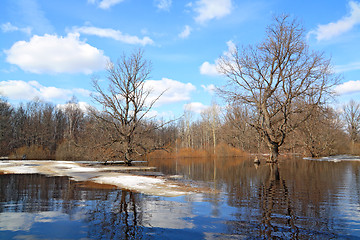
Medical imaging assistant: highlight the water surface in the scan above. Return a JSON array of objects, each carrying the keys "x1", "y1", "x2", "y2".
[{"x1": 1, "y1": 157, "x2": 360, "y2": 239}]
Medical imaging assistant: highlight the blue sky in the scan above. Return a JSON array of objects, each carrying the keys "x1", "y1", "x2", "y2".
[{"x1": 1, "y1": 0, "x2": 360, "y2": 119}]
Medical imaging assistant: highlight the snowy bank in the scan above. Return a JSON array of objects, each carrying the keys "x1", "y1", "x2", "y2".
[
  {"x1": 0, "y1": 160, "x2": 193, "y2": 197},
  {"x1": 304, "y1": 155, "x2": 360, "y2": 162}
]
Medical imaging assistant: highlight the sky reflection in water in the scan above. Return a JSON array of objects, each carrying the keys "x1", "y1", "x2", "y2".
[{"x1": 1, "y1": 157, "x2": 360, "y2": 239}]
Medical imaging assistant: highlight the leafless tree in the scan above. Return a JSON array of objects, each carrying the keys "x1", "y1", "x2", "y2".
[
  {"x1": 296, "y1": 106, "x2": 346, "y2": 157},
  {"x1": 91, "y1": 49, "x2": 165, "y2": 165},
  {"x1": 64, "y1": 96, "x2": 84, "y2": 142},
  {"x1": 200, "y1": 103, "x2": 221, "y2": 153},
  {"x1": 217, "y1": 15, "x2": 338, "y2": 162},
  {"x1": 0, "y1": 98, "x2": 13, "y2": 156},
  {"x1": 222, "y1": 103, "x2": 259, "y2": 153},
  {"x1": 343, "y1": 100, "x2": 360, "y2": 143},
  {"x1": 179, "y1": 109, "x2": 193, "y2": 149},
  {"x1": 343, "y1": 100, "x2": 360, "y2": 153}
]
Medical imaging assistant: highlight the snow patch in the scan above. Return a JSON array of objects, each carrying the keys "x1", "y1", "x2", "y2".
[
  {"x1": 304, "y1": 155, "x2": 360, "y2": 162},
  {"x1": 0, "y1": 160, "x2": 192, "y2": 197}
]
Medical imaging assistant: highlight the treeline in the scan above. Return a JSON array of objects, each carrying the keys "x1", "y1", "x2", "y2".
[
  {"x1": 0, "y1": 97, "x2": 358, "y2": 161},
  {"x1": 176, "y1": 102, "x2": 352, "y2": 158}
]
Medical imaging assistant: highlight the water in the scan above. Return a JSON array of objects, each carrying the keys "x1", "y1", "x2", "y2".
[{"x1": 1, "y1": 157, "x2": 360, "y2": 239}]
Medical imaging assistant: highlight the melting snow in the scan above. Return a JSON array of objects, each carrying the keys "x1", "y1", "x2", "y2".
[
  {"x1": 0, "y1": 160, "x2": 192, "y2": 197},
  {"x1": 304, "y1": 155, "x2": 360, "y2": 162}
]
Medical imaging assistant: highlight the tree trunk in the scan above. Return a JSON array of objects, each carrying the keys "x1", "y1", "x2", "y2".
[
  {"x1": 212, "y1": 127, "x2": 216, "y2": 154},
  {"x1": 269, "y1": 143, "x2": 279, "y2": 163},
  {"x1": 124, "y1": 152, "x2": 132, "y2": 166}
]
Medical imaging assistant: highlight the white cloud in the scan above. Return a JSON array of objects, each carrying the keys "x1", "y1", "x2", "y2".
[
  {"x1": 0, "y1": 80, "x2": 91, "y2": 101},
  {"x1": 72, "y1": 26, "x2": 154, "y2": 46},
  {"x1": 200, "y1": 40, "x2": 235, "y2": 76},
  {"x1": 89, "y1": 0, "x2": 125, "y2": 9},
  {"x1": 184, "y1": 102, "x2": 208, "y2": 114},
  {"x1": 4, "y1": 33, "x2": 109, "y2": 74},
  {"x1": 1, "y1": 22, "x2": 32, "y2": 35},
  {"x1": 99, "y1": 0, "x2": 124, "y2": 9},
  {"x1": 145, "y1": 110, "x2": 176, "y2": 120},
  {"x1": 335, "y1": 80, "x2": 360, "y2": 95},
  {"x1": 194, "y1": 0, "x2": 232, "y2": 24},
  {"x1": 201, "y1": 84, "x2": 216, "y2": 94},
  {"x1": 200, "y1": 61, "x2": 219, "y2": 76},
  {"x1": 155, "y1": 0, "x2": 172, "y2": 11},
  {"x1": 309, "y1": 1, "x2": 360, "y2": 41},
  {"x1": 57, "y1": 101, "x2": 91, "y2": 112},
  {"x1": 179, "y1": 25, "x2": 192, "y2": 39},
  {"x1": 335, "y1": 61, "x2": 360, "y2": 73},
  {"x1": 224, "y1": 40, "x2": 236, "y2": 54},
  {"x1": 144, "y1": 78, "x2": 196, "y2": 107}
]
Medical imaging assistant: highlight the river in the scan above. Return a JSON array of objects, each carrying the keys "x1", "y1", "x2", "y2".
[{"x1": 1, "y1": 156, "x2": 360, "y2": 239}]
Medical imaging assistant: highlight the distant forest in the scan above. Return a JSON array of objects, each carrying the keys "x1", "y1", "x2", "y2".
[{"x1": 0, "y1": 96, "x2": 359, "y2": 161}]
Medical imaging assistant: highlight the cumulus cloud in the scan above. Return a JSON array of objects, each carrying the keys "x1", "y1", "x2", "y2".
[
  {"x1": 88, "y1": 0, "x2": 125, "y2": 9},
  {"x1": 334, "y1": 80, "x2": 360, "y2": 95},
  {"x1": 194, "y1": 0, "x2": 232, "y2": 24},
  {"x1": 144, "y1": 78, "x2": 196, "y2": 107},
  {"x1": 4, "y1": 33, "x2": 109, "y2": 74},
  {"x1": 155, "y1": 0, "x2": 172, "y2": 11},
  {"x1": 200, "y1": 40, "x2": 235, "y2": 76},
  {"x1": 72, "y1": 26, "x2": 154, "y2": 45},
  {"x1": 308, "y1": 1, "x2": 360, "y2": 41},
  {"x1": 1, "y1": 22, "x2": 32, "y2": 35},
  {"x1": 200, "y1": 62, "x2": 219, "y2": 76},
  {"x1": 178, "y1": 25, "x2": 192, "y2": 39},
  {"x1": 0, "y1": 80, "x2": 91, "y2": 101},
  {"x1": 201, "y1": 84, "x2": 216, "y2": 94},
  {"x1": 184, "y1": 102, "x2": 208, "y2": 114}
]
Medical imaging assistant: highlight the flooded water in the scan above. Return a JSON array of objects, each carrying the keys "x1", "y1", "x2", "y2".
[{"x1": 1, "y1": 156, "x2": 360, "y2": 239}]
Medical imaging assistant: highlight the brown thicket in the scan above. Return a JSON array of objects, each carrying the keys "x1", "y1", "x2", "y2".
[{"x1": 343, "y1": 100, "x2": 360, "y2": 154}]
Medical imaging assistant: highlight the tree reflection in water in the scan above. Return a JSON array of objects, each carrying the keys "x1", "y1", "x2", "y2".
[
  {"x1": 0, "y1": 174, "x2": 146, "y2": 239},
  {"x1": 258, "y1": 163, "x2": 298, "y2": 239},
  {"x1": 85, "y1": 190, "x2": 144, "y2": 240},
  {"x1": 2, "y1": 157, "x2": 360, "y2": 238}
]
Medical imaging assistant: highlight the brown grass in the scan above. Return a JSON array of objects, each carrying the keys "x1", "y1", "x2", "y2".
[
  {"x1": 148, "y1": 143, "x2": 248, "y2": 160},
  {"x1": 9, "y1": 145, "x2": 51, "y2": 160}
]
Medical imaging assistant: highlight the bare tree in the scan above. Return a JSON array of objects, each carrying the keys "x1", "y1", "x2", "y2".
[
  {"x1": 200, "y1": 103, "x2": 221, "y2": 153},
  {"x1": 296, "y1": 106, "x2": 345, "y2": 157},
  {"x1": 64, "y1": 96, "x2": 84, "y2": 142},
  {"x1": 0, "y1": 98, "x2": 13, "y2": 156},
  {"x1": 343, "y1": 100, "x2": 360, "y2": 152},
  {"x1": 179, "y1": 109, "x2": 193, "y2": 149},
  {"x1": 222, "y1": 103, "x2": 259, "y2": 153},
  {"x1": 91, "y1": 49, "x2": 164, "y2": 165},
  {"x1": 217, "y1": 15, "x2": 338, "y2": 162}
]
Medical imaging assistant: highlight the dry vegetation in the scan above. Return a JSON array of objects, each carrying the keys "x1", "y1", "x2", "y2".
[{"x1": 0, "y1": 95, "x2": 358, "y2": 161}]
